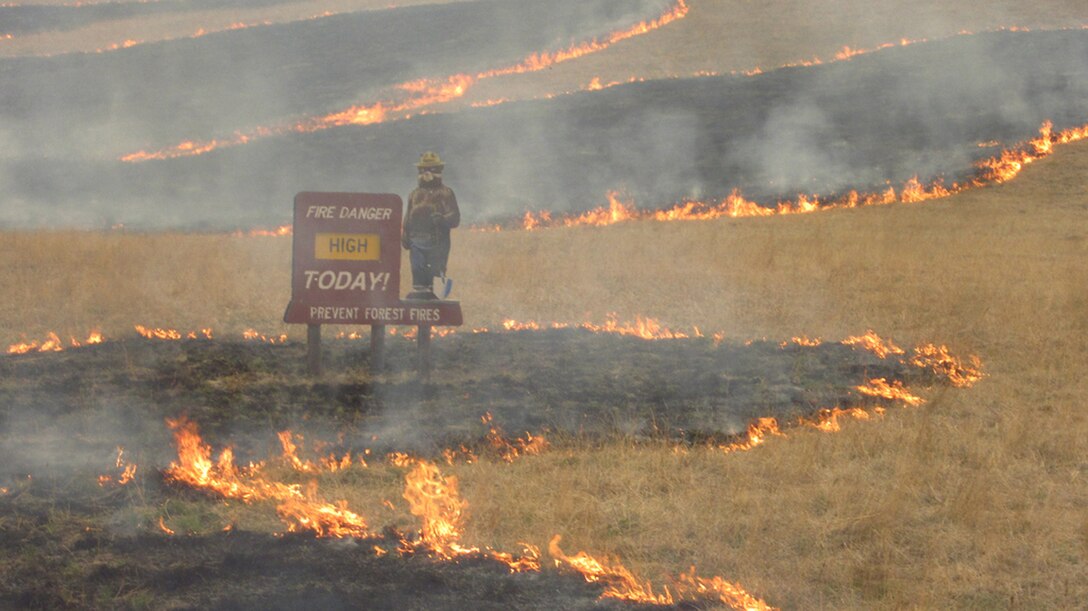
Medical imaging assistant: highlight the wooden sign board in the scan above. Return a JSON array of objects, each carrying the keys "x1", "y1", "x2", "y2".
[
  {"x1": 283, "y1": 192, "x2": 462, "y2": 326},
  {"x1": 283, "y1": 191, "x2": 462, "y2": 376}
]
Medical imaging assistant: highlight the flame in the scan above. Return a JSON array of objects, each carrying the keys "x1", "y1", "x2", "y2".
[
  {"x1": 120, "y1": 1, "x2": 689, "y2": 162},
  {"x1": 720, "y1": 417, "x2": 785, "y2": 453},
  {"x1": 841, "y1": 329, "x2": 905, "y2": 359},
  {"x1": 402, "y1": 460, "x2": 476, "y2": 558},
  {"x1": 805, "y1": 406, "x2": 877, "y2": 433},
  {"x1": 135, "y1": 325, "x2": 213, "y2": 340},
  {"x1": 503, "y1": 121, "x2": 1088, "y2": 231},
  {"x1": 910, "y1": 343, "x2": 985, "y2": 388},
  {"x1": 387, "y1": 452, "x2": 415, "y2": 468},
  {"x1": 276, "y1": 481, "x2": 370, "y2": 538},
  {"x1": 549, "y1": 535, "x2": 674, "y2": 604},
  {"x1": 164, "y1": 416, "x2": 370, "y2": 538},
  {"x1": 399, "y1": 459, "x2": 543, "y2": 571},
  {"x1": 719, "y1": 404, "x2": 890, "y2": 452},
  {"x1": 854, "y1": 378, "x2": 925, "y2": 406},
  {"x1": 98, "y1": 446, "x2": 138, "y2": 487},
  {"x1": 781, "y1": 335, "x2": 822, "y2": 348},
  {"x1": 674, "y1": 568, "x2": 778, "y2": 610},
  {"x1": 160, "y1": 416, "x2": 772, "y2": 600},
  {"x1": 972, "y1": 121, "x2": 1088, "y2": 183},
  {"x1": 277, "y1": 430, "x2": 359, "y2": 473},
  {"x1": 499, "y1": 313, "x2": 696, "y2": 340},
  {"x1": 105, "y1": 39, "x2": 141, "y2": 51},
  {"x1": 242, "y1": 328, "x2": 288, "y2": 344},
  {"x1": 233, "y1": 224, "x2": 292, "y2": 237},
  {"x1": 482, "y1": 412, "x2": 548, "y2": 463},
  {"x1": 7, "y1": 329, "x2": 103, "y2": 355},
  {"x1": 383, "y1": 314, "x2": 698, "y2": 342}
]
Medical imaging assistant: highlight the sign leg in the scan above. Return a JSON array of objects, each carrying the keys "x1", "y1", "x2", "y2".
[
  {"x1": 307, "y1": 324, "x2": 322, "y2": 376},
  {"x1": 370, "y1": 324, "x2": 385, "y2": 373},
  {"x1": 417, "y1": 324, "x2": 432, "y2": 382}
]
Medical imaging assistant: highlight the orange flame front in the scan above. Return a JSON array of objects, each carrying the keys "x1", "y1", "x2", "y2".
[
  {"x1": 842, "y1": 329, "x2": 906, "y2": 359},
  {"x1": 120, "y1": 1, "x2": 690, "y2": 162},
  {"x1": 7, "y1": 330, "x2": 103, "y2": 355},
  {"x1": 164, "y1": 416, "x2": 369, "y2": 538},
  {"x1": 135, "y1": 325, "x2": 213, "y2": 340},
  {"x1": 482, "y1": 412, "x2": 548, "y2": 463},
  {"x1": 854, "y1": 378, "x2": 926, "y2": 406},
  {"x1": 674, "y1": 568, "x2": 778, "y2": 610},
  {"x1": 402, "y1": 460, "x2": 476, "y2": 559},
  {"x1": 243, "y1": 328, "x2": 288, "y2": 344},
  {"x1": 910, "y1": 343, "x2": 985, "y2": 388},
  {"x1": 233, "y1": 224, "x2": 292, "y2": 237},
  {"x1": 805, "y1": 406, "x2": 877, "y2": 433},
  {"x1": 549, "y1": 535, "x2": 675, "y2": 604},
  {"x1": 277, "y1": 430, "x2": 360, "y2": 473},
  {"x1": 511, "y1": 121, "x2": 1088, "y2": 231},
  {"x1": 720, "y1": 417, "x2": 785, "y2": 454}
]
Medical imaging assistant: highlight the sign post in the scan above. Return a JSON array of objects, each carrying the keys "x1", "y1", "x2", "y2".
[{"x1": 284, "y1": 192, "x2": 462, "y2": 376}]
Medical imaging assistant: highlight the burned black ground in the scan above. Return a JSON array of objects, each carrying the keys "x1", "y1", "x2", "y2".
[
  {"x1": 0, "y1": 478, "x2": 643, "y2": 610},
  {"x1": 3, "y1": 28, "x2": 1087, "y2": 228},
  {"x1": 1, "y1": 330, "x2": 921, "y2": 459},
  {"x1": 0, "y1": 330, "x2": 944, "y2": 609}
]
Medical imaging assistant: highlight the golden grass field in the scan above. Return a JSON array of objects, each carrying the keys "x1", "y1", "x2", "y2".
[{"x1": 3, "y1": 0, "x2": 1088, "y2": 608}]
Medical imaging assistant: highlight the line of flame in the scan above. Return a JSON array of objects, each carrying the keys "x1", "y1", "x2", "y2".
[
  {"x1": 162, "y1": 418, "x2": 778, "y2": 605},
  {"x1": 11, "y1": 322, "x2": 984, "y2": 394},
  {"x1": 150, "y1": 329, "x2": 982, "y2": 610},
  {"x1": 135, "y1": 324, "x2": 213, "y2": 340},
  {"x1": 6, "y1": 330, "x2": 103, "y2": 355},
  {"x1": 842, "y1": 329, "x2": 906, "y2": 359},
  {"x1": 550, "y1": 535, "x2": 779, "y2": 609},
  {"x1": 227, "y1": 117, "x2": 1088, "y2": 238},
  {"x1": 119, "y1": 1, "x2": 689, "y2": 162},
  {"x1": 517, "y1": 121, "x2": 1088, "y2": 230},
  {"x1": 910, "y1": 343, "x2": 985, "y2": 388},
  {"x1": 275, "y1": 412, "x2": 546, "y2": 475},
  {"x1": 164, "y1": 415, "x2": 371, "y2": 538},
  {"x1": 242, "y1": 328, "x2": 287, "y2": 344},
  {"x1": 854, "y1": 377, "x2": 926, "y2": 406}
]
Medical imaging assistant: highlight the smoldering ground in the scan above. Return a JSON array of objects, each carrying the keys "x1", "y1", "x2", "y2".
[
  {"x1": 2, "y1": 24, "x2": 1088, "y2": 228},
  {"x1": 0, "y1": 329, "x2": 952, "y2": 607},
  {"x1": 0, "y1": 0, "x2": 671, "y2": 159},
  {"x1": 0, "y1": 331, "x2": 931, "y2": 463},
  {"x1": 0, "y1": 0, "x2": 308, "y2": 37}
]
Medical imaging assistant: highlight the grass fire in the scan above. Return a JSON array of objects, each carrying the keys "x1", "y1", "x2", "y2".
[{"x1": 1, "y1": 0, "x2": 1087, "y2": 609}]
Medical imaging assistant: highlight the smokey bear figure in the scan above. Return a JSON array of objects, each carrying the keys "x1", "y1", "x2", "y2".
[{"x1": 402, "y1": 152, "x2": 460, "y2": 300}]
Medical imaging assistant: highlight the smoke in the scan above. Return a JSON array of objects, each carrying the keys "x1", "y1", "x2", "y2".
[
  {"x1": 733, "y1": 101, "x2": 860, "y2": 195},
  {"x1": 2, "y1": 1, "x2": 1088, "y2": 229},
  {"x1": 0, "y1": 0, "x2": 675, "y2": 228}
]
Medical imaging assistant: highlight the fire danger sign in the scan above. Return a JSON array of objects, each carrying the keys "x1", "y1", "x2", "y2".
[{"x1": 283, "y1": 192, "x2": 462, "y2": 327}]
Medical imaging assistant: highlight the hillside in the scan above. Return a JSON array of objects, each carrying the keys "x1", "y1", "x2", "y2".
[{"x1": 1, "y1": 0, "x2": 1086, "y2": 608}]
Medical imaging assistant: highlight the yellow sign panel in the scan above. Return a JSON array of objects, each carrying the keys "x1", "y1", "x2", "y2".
[{"x1": 315, "y1": 233, "x2": 380, "y2": 261}]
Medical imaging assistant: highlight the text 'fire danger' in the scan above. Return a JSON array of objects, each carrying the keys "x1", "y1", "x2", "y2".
[{"x1": 305, "y1": 206, "x2": 393, "y2": 220}]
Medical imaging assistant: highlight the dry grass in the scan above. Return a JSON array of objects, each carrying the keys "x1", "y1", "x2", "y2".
[
  {"x1": 3, "y1": 139, "x2": 1086, "y2": 608},
  {"x1": 4, "y1": 0, "x2": 1088, "y2": 607},
  {"x1": 461, "y1": 0, "x2": 1088, "y2": 108},
  {"x1": 0, "y1": 0, "x2": 467, "y2": 58}
]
